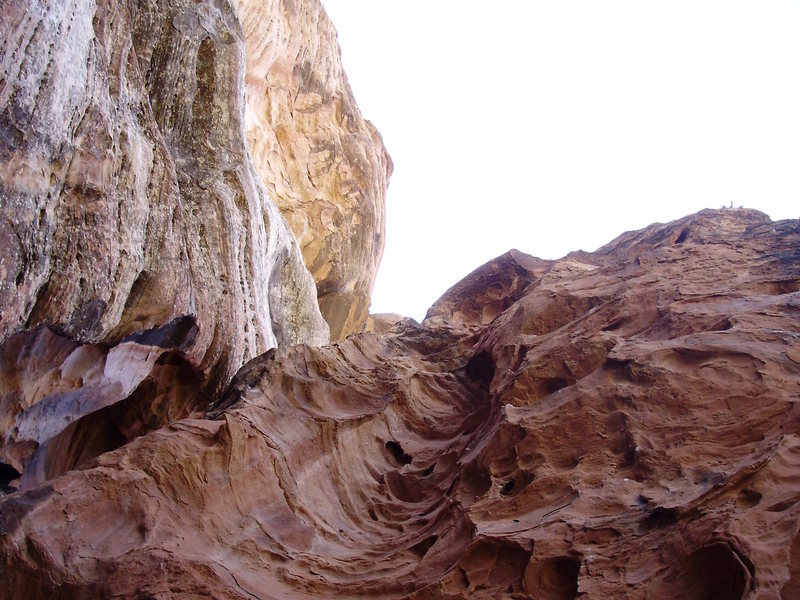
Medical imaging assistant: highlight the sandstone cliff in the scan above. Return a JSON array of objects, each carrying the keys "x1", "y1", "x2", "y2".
[
  {"x1": 2, "y1": 208, "x2": 799, "y2": 598},
  {"x1": 0, "y1": 0, "x2": 331, "y2": 487},
  {"x1": 2, "y1": 1, "x2": 800, "y2": 599},
  {"x1": 233, "y1": 0, "x2": 392, "y2": 340}
]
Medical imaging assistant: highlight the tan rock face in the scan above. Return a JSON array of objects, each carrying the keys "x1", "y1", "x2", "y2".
[
  {"x1": 0, "y1": 0, "x2": 328, "y2": 480},
  {"x1": 2, "y1": 209, "x2": 799, "y2": 598},
  {"x1": 233, "y1": 0, "x2": 393, "y2": 339}
]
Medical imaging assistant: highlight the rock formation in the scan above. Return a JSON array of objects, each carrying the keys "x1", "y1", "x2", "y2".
[
  {"x1": 233, "y1": 0, "x2": 392, "y2": 340},
  {"x1": 0, "y1": 0, "x2": 329, "y2": 487},
  {"x1": 2, "y1": 0, "x2": 800, "y2": 598},
  {"x1": 2, "y1": 207, "x2": 799, "y2": 598}
]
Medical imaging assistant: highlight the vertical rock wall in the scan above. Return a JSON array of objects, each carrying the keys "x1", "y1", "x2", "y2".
[
  {"x1": 0, "y1": 0, "x2": 328, "y2": 485},
  {"x1": 232, "y1": 0, "x2": 393, "y2": 339}
]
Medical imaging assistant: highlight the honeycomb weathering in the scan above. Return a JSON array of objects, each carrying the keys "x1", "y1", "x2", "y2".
[
  {"x1": 1, "y1": 208, "x2": 800, "y2": 598},
  {"x1": 1, "y1": 0, "x2": 800, "y2": 598}
]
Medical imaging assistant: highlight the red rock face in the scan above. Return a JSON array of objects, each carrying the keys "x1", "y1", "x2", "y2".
[{"x1": 1, "y1": 208, "x2": 799, "y2": 598}]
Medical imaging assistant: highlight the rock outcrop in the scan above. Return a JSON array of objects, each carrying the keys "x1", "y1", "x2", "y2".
[
  {"x1": 0, "y1": 0, "x2": 329, "y2": 486},
  {"x1": 233, "y1": 0, "x2": 392, "y2": 339},
  {"x1": 2, "y1": 208, "x2": 799, "y2": 598},
  {"x1": 1, "y1": 0, "x2": 799, "y2": 597}
]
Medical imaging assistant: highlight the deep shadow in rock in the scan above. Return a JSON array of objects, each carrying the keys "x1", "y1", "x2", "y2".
[
  {"x1": 647, "y1": 542, "x2": 752, "y2": 600},
  {"x1": 21, "y1": 352, "x2": 204, "y2": 487}
]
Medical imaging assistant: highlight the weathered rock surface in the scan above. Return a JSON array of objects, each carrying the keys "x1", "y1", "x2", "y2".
[
  {"x1": 233, "y1": 0, "x2": 392, "y2": 339},
  {"x1": 0, "y1": 0, "x2": 329, "y2": 482},
  {"x1": 2, "y1": 208, "x2": 799, "y2": 598}
]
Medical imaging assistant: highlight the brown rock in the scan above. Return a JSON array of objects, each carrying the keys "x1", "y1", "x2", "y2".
[
  {"x1": 363, "y1": 312, "x2": 408, "y2": 334},
  {"x1": 233, "y1": 0, "x2": 393, "y2": 339},
  {"x1": 0, "y1": 0, "x2": 328, "y2": 481},
  {"x1": 2, "y1": 209, "x2": 799, "y2": 598}
]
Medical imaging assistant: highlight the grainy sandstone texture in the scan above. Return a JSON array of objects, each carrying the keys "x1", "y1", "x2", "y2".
[
  {"x1": 233, "y1": 0, "x2": 393, "y2": 339},
  {"x1": 2, "y1": 208, "x2": 799, "y2": 599},
  {"x1": 0, "y1": 0, "x2": 329, "y2": 482}
]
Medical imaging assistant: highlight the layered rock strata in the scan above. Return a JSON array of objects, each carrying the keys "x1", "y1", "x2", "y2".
[
  {"x1": 2, "y1": 209, "x2": 799, "y2": 598},
  {"x1": 233, "y1": 0, "x2": 393, "y2": 339},
  {"x1": 0, "y1": 0, "x2": 329, "y2": 485}
]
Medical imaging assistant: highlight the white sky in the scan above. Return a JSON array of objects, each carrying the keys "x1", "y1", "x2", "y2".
[{"x1": 322, "y1": 1, "x2": 800, "y2": 321}]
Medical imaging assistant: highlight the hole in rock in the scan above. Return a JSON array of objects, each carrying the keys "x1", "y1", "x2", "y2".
[
  {"x1": 121, "y1": 315, "x2": 198, "y2": 349},
  {"x1": 499, "y1": 471, "x2": 534, "y2": 498},
  {"x1": 735, "y1": 488, "x2": 762, "y2": 509},
  {"x1": 455, "y1": 462, "x2": 492, "y2": 500},
  {"x1": 602, "y1": 357, "x2": 639, "y2": 383},
  {"x1": 410, "y1": 535, "x2": 438, "y2": 558},
  {"x1": 514, "y1": 345, "x2": 529, "y2": 370},
  {"x1": 466, "y1": 350, "x2": 496, "y2": 387},
  {"x1": 639, "y1": 506, "x2": 679, "y2": 532},
  {"x1": 123, "y1": 270, "x2": 152, "y2": 312},
  {"x1": 455, "y1": 567, "x2": 470, "y2": 589},
  {"x1": 385, "y1": 441, "x2": 412, "y2": 465},
  {"x1": 0, "y1": 462, "x2": 22, "y2": 492},
  {"x1": 766, "y1": 498, "x2": 798, "y2": 513},
  {"x1": 674, "y1": 228, "x2": 690, "y2": 244},
  {"x1": 422, "y1": 464, "x2": 435, "y2": 477},
  {"x1": 602, "y1": 317, "x2": 626, "y2": 332},
  {"x1": 696, "y1": 470, "x2": 727, "y2": 487},
  {"x1": 709, "y1": 317, "x2": 733, "y2": 332},
  {"x1": 648, "y1": 542, "x2": 751, "y2": 600},
  {"x1": 524, "y1": 556, "x2": 581, "y2": 599},
  {"x1": 536, "y1": 377, "x2": 572, "y2": 398}
]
